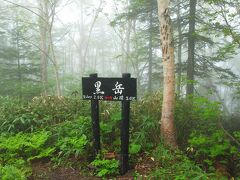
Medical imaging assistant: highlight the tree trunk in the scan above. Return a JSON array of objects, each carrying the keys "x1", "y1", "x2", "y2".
[
  {"x1": 39, "y1": 0, "x2": 48, "y2": 96},
  {"x1": 121, "y1": 0, "x2": 132, "y2": 73},
  {"x1": 177, "y1": 0, "x2": 182, "y2": 96},
  {"x1": 79, "y1": 0, "x2": 85, "y2": 76},
  {"x1": 16, "y1": 20, "x2": 22, "y2": 98},
  {"x1": 148, "y1": 0, "x2": 154, "y2": 92},
  {"x1": 49, "y1": 32, "x2": 61, "y2": 97},
  {"x1": 157, "y1": 0, "x2": 177, "y2": 147},
  {"x1": 82, "y1": 0, "x2": 103, "y2": 75},
  {"x1": 186, "y1": 0, "x2": 197, "y2": 96},
  {"x1": 46, "y1": 0, "x2": 61, "y2": 97},
  {"x1": 125, "y1": 18, "x2": 131, "y2": 73}
]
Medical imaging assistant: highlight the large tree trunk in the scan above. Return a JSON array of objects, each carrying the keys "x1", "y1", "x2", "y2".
[
  {"x1": 157, "y1": 0, "x2": 177, "y2": 147},
  {"x1": 186, "y1": 0, "x2": 197, "y2": 96},
  {"x1": 148, "y1": 0, "x2": 154, "y2": 92}
]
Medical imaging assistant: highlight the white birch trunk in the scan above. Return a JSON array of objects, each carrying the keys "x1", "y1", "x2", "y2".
[{"x1": 157, "y1": 0, "x2": 177, "y2": 147}]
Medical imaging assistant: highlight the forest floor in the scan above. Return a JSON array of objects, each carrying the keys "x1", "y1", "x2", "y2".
[{"x1": 30, "y1": 154, "x2": 156, "y2": 180}]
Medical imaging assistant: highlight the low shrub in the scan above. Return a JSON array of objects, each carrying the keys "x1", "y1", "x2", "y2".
[
  {"x1": 0, "y1": 165, "x2": 26, "y2": 180},
  {"x1": 0, "y1": 130, "x2": 53, "y2": 164},
  {"x1": 91, "y1": 153, "x2": 119, "y2": 177},
  {"x1": 149, "y1": 144, "x2": 217, "y2": 179},
  {"x1": 50, "y1": 116, "x2": 91, "y2": 165},
  {"x1": 0, "y1": 96, "x2": 90, "y2": 133}
]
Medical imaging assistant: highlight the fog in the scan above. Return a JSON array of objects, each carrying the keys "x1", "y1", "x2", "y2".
[
  {"x1": 1, "y1": 1, "x2": 240, "y2": 178},
  {"x1": 0, "y1": 0, "x2": 239, "y2": 114}
]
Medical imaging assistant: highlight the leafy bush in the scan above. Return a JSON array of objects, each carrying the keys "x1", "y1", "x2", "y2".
[
  {"x1": 149, "y1": 144, "x2": 217, "y2": 179},
  {"x1": 0, "y1": 165, "x2": 26, "y2": 180},
  {"x1": 0, "y1": 96, "x2": 26, "y2": 132},
  {"x1": 129, "y1": 143, "x2": 141, "y2": 155},
  {"x1": 188, "y1": 129, "x2": 240, "y2": 175},
  {"x1": 189, "y1": 130, "x2": 236, "y2": 159},
  {"x1": 98, "y1": 102, "x2": 121, "y2": 150},
  {"x1": 131, "y1": 92, "x2": 162, "y2": 150},
  {"x1": 91, "y1": 154, "x2": 119, "y2": 177},
  {"x1": 51, "y1": 116, "x2": 91, "y2": 165},
  {"x1": 51, "y1": 116, "x2": 92, "y2": 139},
  {"x1": 97, "y1": 94, "x2": 162, "y2": 152},
  {"x1": 176, "y1": 96, "x2": 240, "y2": 176},
  {"x1": 56, "y1": 135, "x2": 89, "y2": 159},
  {"x1": 0, "y1": 96, "x2": 90, "y2": 133},
  {"x1": 175, "y1": 96, "x2": 221, "y2": 146},
  {"x1": 0, "y1": 131, "x2": 53, "y2": 164}
]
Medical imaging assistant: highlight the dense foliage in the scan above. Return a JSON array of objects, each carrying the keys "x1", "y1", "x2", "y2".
[{"x1": 0, "y1": 94, "x2": 239, "y2": 179}]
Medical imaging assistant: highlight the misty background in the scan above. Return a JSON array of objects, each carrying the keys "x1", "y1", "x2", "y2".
[{"x1": 0, "y1": 0, "x2": 239, "y2": 114}]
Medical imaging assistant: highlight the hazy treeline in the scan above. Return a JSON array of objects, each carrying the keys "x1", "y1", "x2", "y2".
[{"x1": 0, "y1": 0, "x2": 239, "y2": 113}]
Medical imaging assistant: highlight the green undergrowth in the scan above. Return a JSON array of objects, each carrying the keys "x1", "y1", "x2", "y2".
[
  {"x1": 149, "y1": 144, "x2": 219, "y2": 180},
  {"x1": 0, "y1": 165, "x2": 26, "y2": 180},
  {"x1": 91, "y1": 152, "x2": 119, "y2": 177},
  {"x1": 0, "y1": 96, "x2": 89, "y2": 133},
  {"x1": 0, "y1": 94, "x2": 239, "y2": 179}
]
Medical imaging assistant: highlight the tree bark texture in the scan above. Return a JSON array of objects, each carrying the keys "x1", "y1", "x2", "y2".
[
  {"x1": 177, "y1": 0, "x2": 182, "y2": 96},
  {"x1": 157, "y1": 0, "x2": 177, "y2": 147},
  {"x1": 186, "y1": 0, "x2": 197, "y2": 96}
]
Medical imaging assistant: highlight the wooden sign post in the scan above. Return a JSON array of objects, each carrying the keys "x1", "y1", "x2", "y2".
[
  {"x1": 82, "y1": 73, "x2": 137, "y2": 175},
  {"x1": 120, "y1": 73, "x2": 131, "y2": 175},
  {"x1": 89, "y1": 73, "x2": 101, "y2": 156}
]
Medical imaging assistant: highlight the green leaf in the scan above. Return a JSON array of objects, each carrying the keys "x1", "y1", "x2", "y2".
[{"x1": 129, "y1": 143, "x2": 141, "y2": 154}]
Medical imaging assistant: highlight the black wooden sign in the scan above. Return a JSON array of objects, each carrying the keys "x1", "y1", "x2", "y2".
[
  {"x1": 82, "y1": 73, "x2": 135, "y2": 175},
  {"x1": 82, "y1": 77, "x2": 137, "y2": 101}
]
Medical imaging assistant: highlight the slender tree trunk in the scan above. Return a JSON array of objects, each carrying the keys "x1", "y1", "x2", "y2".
[
  {"x1": 16, "y1": 20, "x2": 22, "y2": 98},
  {"x1": 123, "y1": 0, "x2": 132, "y2": 73},
  {"x1": 148, "y1": 0, "x2": 154, "y2": 92},
  {"x1": 47, "y1": 0, "x2": 61, "y2": 97},
  {"x1": 49, "y1": 31, "x2": 61, "y2": 97},
  {"x1": 132, "y1": 20, "x2": 141, "y2": 93},
  {"x1": 157, "y1": 0, "x2": 177, "y2": 147},
  {"x1": 82, "y1": 0, "x2": 103, "y2": 74},
  {"x1": 79, "y1": 0, "x2": 84, "y2": 76},
  {"x1": 177, "y1": 0, "x2": 182, "y2": 96},
  {"x1": 39, "y1": 0, "x2": 48, "y2": 96},
  {"x1": 101, "y1": 45, "x2": 105, "y2": 75},
  {"x1": 62, "y1": 47, "x2": 66, "y2": 95},
  {"x1": 186, "y1": 0, "x2": 197, "y2": 96},
  {"x1": 121, "y1": 38, "x2": 125, "y2": 73},
  {"x1": 94, "y1": 48, "x2": 97, "y2": 70},
  {"x1": 125, "y1": 19, "x2": 131, "y2": 73}
]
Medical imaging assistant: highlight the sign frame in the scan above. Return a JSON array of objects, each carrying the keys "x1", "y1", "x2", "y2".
[
  {"x1": 82, "y1": 73, "x2": 136, "y2": 175},
  {"x1": 82, "y1": 76, "x2": 137, "y2": 101}
]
